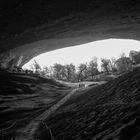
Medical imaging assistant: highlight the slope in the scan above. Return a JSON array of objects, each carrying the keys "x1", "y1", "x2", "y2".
[
  {"x1": 40, "y1": 68, "x2": 140, "y2": 140},
  {"x1": 0, "y1": 69, "x2": 71, "y2": 139}
]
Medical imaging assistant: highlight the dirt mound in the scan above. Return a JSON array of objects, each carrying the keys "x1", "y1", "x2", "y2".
[
  {"x1": 0, "y1": 70, "x2": 70, "y2": 139},
  {"x1": 0, "y1": 70, "x2": 66, "y2": 95},
  {"x1": 1, "y1": 68, "x2": 140, "y2": 139},
  {"x1": 42, "y1": 68, "x2": 140, "y2": 140}
]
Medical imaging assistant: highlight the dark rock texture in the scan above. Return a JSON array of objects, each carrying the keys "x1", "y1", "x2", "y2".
[
  {"x1": 1, "y1": 66, "x2": 140, "y2": 139},
  {"x1": 43, "y1": 68, "x2": 140, "y2": 140},
  {"x1": 0, "y1": 69, "x2": 70, "y2": 139},
  {"x1": 0, "y1": 0, "x2": 140, "y2": 67}
]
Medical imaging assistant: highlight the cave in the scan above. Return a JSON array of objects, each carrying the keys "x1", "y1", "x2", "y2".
[
  {"x1": 0, "y1": 0, "x2": 140, "y2": 68},
  {"x1": 1, "y1": 1, "x2": 140, "y2": 140}
]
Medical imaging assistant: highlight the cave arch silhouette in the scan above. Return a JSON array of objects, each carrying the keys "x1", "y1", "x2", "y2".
[
  {"x1": 23, "y1": 38, "x2": 140, "y2": 69},
  {"x1": 0, "y1": 0, "x2": 140, "y2": 68}
]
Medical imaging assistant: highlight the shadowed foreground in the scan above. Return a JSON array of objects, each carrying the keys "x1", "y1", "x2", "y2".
[
  {"x1": 42, "y1": 68, "x2": 140, "y2": 140},
  {"x1": 0, "y1": 70, "x2": 71, "y2": 139},
  {"x1": 1, "y1": 68, "x2": 140, "y2": 139}
]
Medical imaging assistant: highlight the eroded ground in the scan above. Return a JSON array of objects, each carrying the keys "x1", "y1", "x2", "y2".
[
  {"x1": 1, "y1": 68, "x2": 140, "y2": 140},
  {"x1": 42, "y1": 68, "x2": 140, "y2": 140},
  {"x1": 0, "y1": 70, "x2": 71, "y2": 139}
]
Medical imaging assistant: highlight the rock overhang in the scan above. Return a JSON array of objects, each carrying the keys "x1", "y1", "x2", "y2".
[{"x1": 0, "y1": 0, "x2": 140, "y2": 68}]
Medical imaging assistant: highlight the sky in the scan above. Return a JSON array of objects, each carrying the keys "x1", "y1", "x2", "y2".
[{"x1": 23, "y1": 39, "x2": 140, "y2": 69}]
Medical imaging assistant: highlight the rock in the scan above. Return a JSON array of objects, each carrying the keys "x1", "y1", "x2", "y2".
[{"x1": 0, "y1": 0, "x2": 140, "y2": 67}]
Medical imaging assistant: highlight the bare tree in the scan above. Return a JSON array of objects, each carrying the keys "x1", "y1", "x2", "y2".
[
  {"x1": 40, "y1": 66, "x2": 50, "y2": 77},
  {"x1": 49, "y1": 66, "x2": 54, "y2": 78},
  {"x1": 101, "y1": 58, "x2": 111, "y2": 74},
  {"x1": 110, "y1": 57, "x2": 117, "y2": 73},
  {"x1": 88, "y1": 57, "x2": 99, "y2": 80},
  {"x1": 52, "y1": 63, "x2": 66, "y2": 80},
  {"x1": 65, "y1": 63, "x2": 76, "y2": 82},
  {"x1": 30, "y1": 60, "x2": 42, "y2": 74},
  {"x1": 77, "y1": 63, "x2": 88, "y2": 81}
]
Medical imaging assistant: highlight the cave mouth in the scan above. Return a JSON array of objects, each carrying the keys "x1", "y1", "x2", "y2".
[{"x1": 23, "y1": 38, "x2": 140, "y2": 70}]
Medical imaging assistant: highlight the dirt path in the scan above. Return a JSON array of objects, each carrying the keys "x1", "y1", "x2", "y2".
[{"x1": 16, "y1": 88, "x2": 80, "y2": 140}]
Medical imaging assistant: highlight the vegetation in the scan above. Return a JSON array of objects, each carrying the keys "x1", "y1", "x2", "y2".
[
  {"x1": 29, "y1": 50, "x2": 140, "y2": 82},
  {"x1": 1, "y1": 50, "x2": 140, "y2": 139}
]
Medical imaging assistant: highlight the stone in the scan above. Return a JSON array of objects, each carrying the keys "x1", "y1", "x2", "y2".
[{"x1": 0, "y1": 0, "x2": 140, "y2": 67}]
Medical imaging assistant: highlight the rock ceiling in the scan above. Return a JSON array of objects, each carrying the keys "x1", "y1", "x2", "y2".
[{"x1": 0, "y1": 0, "x2": 140, "y2": 67}]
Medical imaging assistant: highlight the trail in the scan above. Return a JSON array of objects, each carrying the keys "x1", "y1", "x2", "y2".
[{"x1": 16, "y1": 88, "x2": 80, "y2": 140}]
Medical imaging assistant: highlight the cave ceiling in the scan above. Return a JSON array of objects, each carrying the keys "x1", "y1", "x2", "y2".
[{"x1": 0, "y1": 0, "x2": 140, "y2": 67}]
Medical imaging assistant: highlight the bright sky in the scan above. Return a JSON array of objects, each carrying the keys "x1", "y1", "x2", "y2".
[{"x1": 23, "y1": 39, "x2": 140, "y2": 69}]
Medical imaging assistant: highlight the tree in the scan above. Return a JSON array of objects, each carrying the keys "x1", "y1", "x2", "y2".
[
  {"x1": 88, "y1": 57, "x2": 99, "y2": 80},
  {"x1": 101, "y1": 58, "x2": 111, "y2": 74},
  {"x1": 77, "y1": 63, "x2": 88, "y2": 81},
  {"x1": 65, "y1": 63, "x2": 76, "y2": 82},
  {"x1": 30, "y1": 60, "x2": 42, "y2": 74},
  {"x1": 110, "y1": 57, "x2": 117, "y2": 73},
  {"x1": 120, "y1": 53, "x2": 126, "y2": 58},
  {"x1": 129, "y1": 50, "x2": 140, "y2": 65},
  {"x1": 40, "y1": 66, "x2": 50, "y2": 77},
  {"x1": 116, "y1": 54, "x2": 132, "y2": 73},
  {"x1": 52, "y1": 63, "x2": 66, "y2": 80},
  {"x1": 49, "y1": 66, "x2": 54, "y2": 78}
]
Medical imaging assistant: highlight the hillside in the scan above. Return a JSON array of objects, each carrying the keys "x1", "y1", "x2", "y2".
[
  {"x1": 1, "y1": 68, "x2": 140, "y2": 139},
  {"x1": 0, "y1": 70, "x2": 71, "y2": 139},
  {"x1": 39, "y1": 68, "x2": 140, "y2": 140}
]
